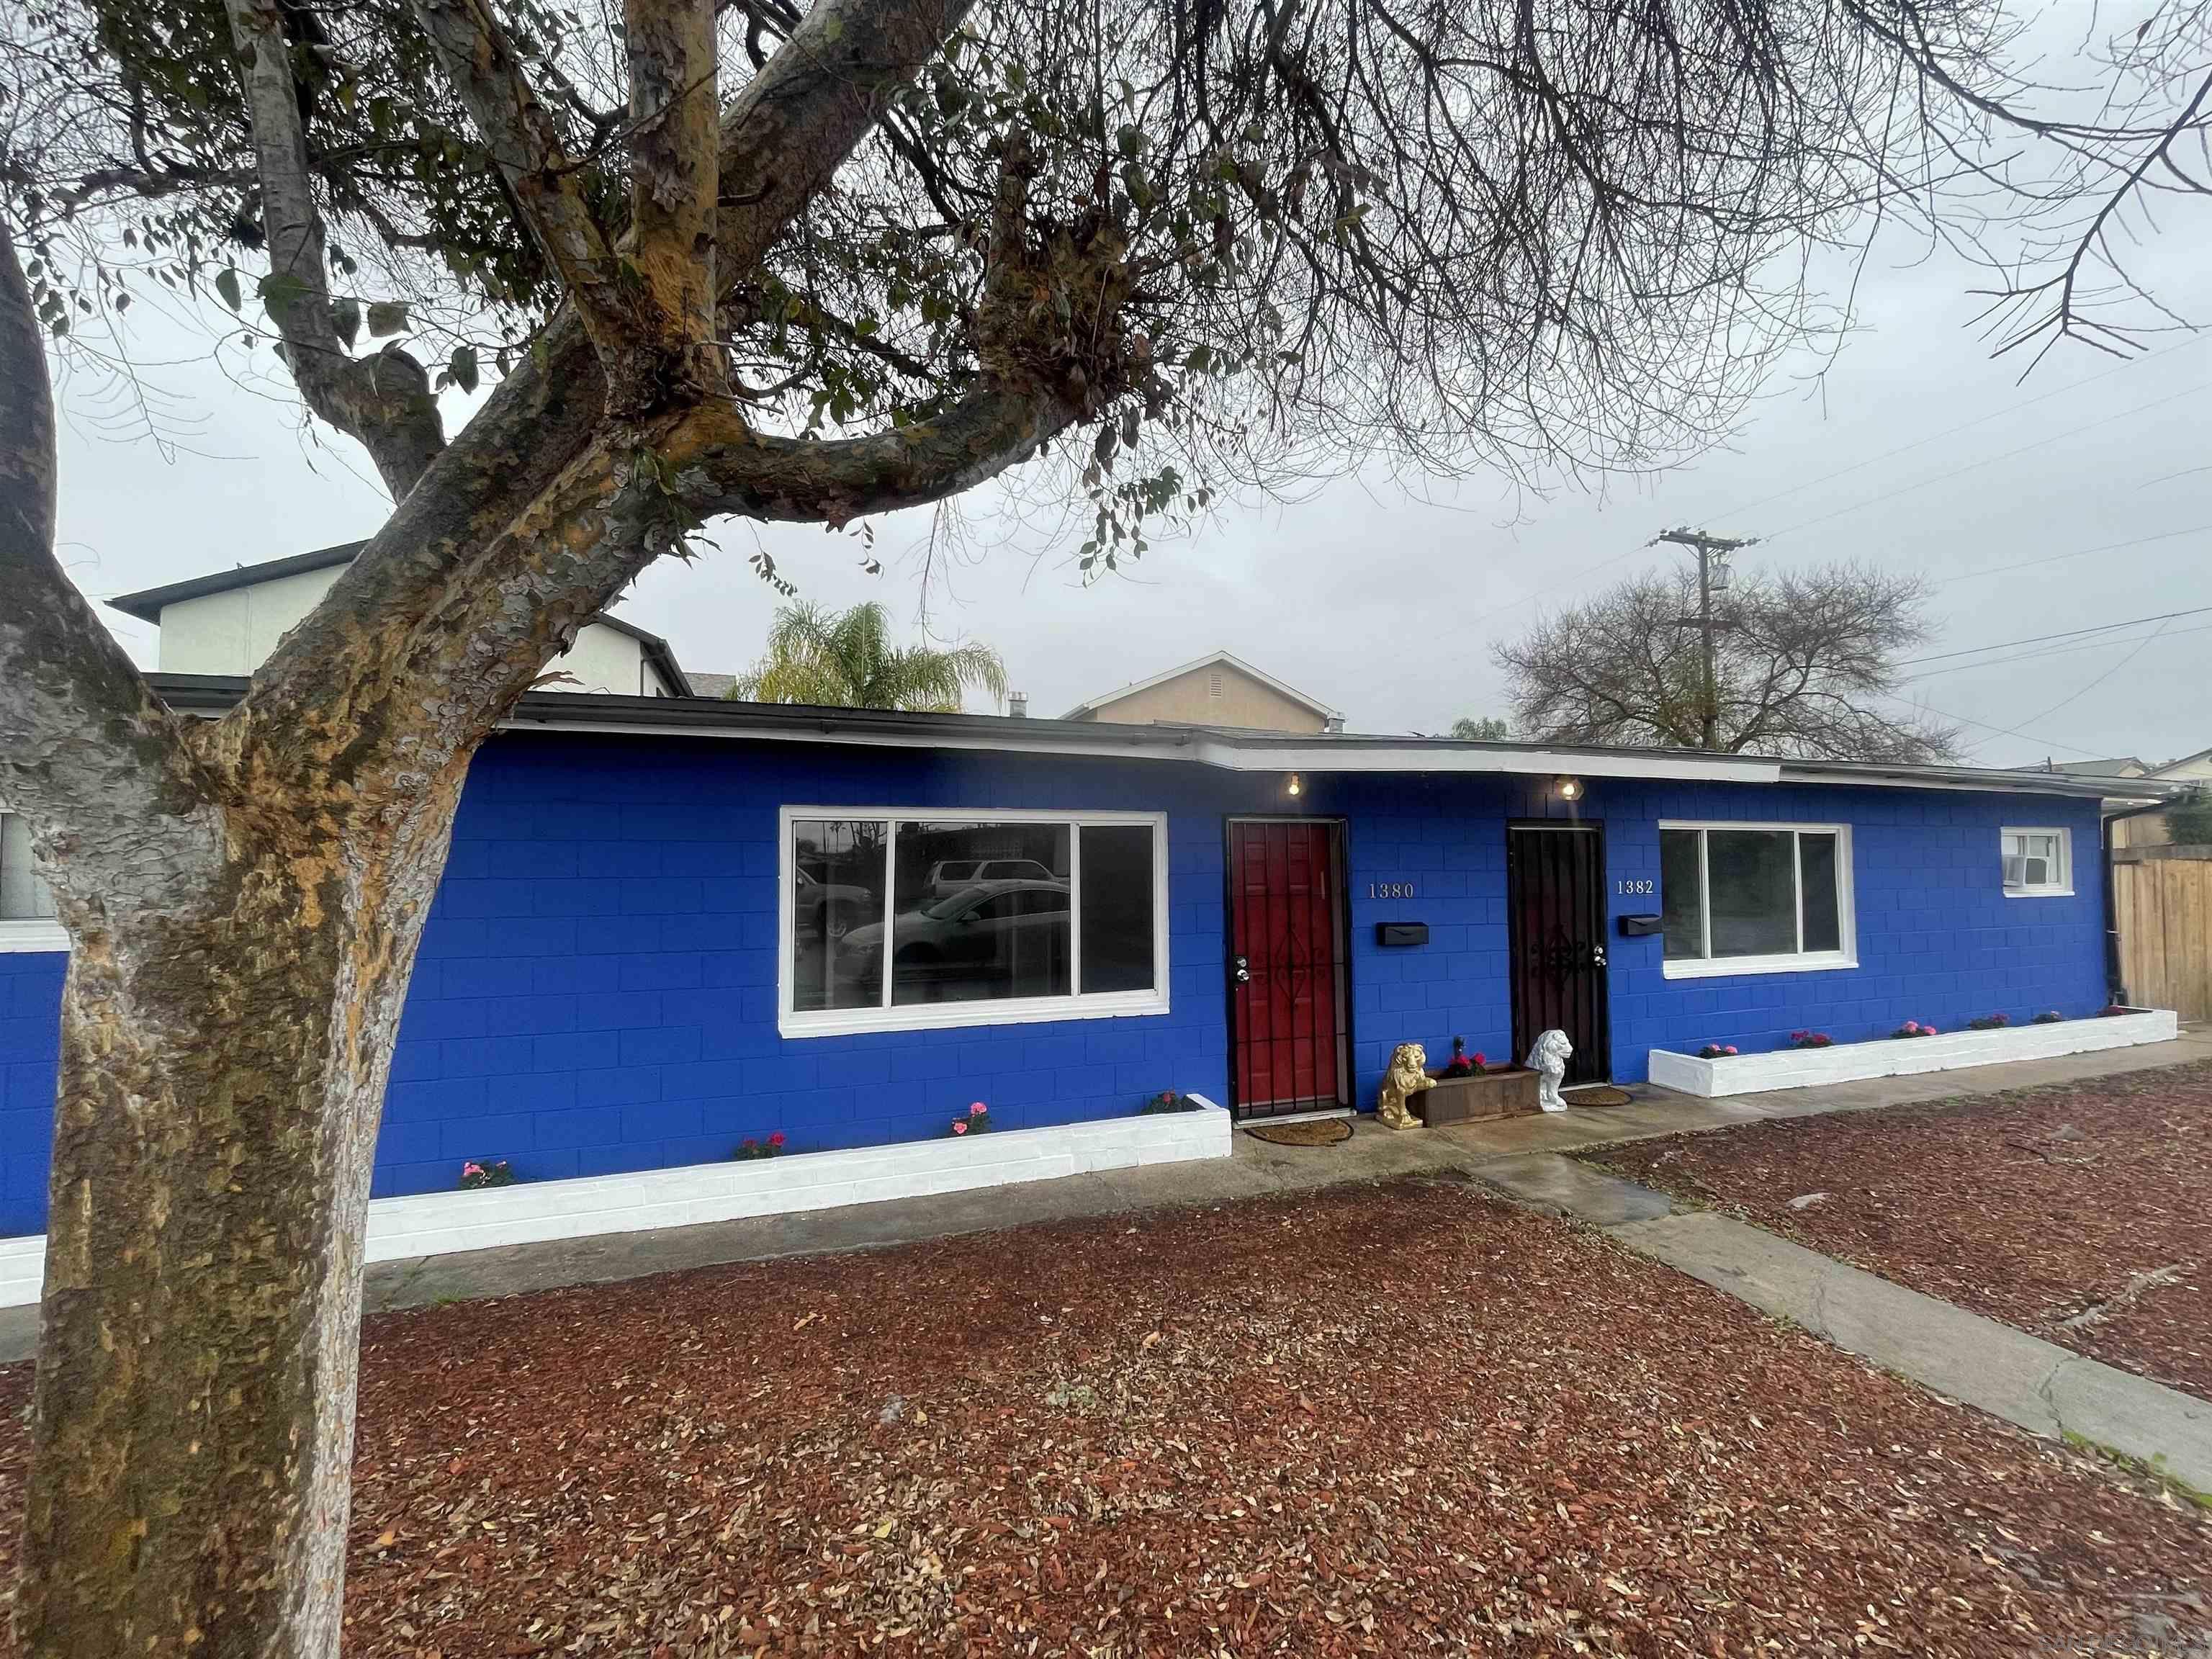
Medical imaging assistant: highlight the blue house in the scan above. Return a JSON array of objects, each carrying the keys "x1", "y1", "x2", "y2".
[{"x1": 0, "y1": 667, "x2": 2162, "y2": 1251}]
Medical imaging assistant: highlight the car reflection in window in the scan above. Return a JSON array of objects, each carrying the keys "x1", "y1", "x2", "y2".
[{"x1": 838, "y1": 879, "x2": 1073, "y2": 1005}]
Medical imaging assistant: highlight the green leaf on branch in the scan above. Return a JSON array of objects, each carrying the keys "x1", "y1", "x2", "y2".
[
  {"x1": 446, "y1": 344, "x2": 479, "y2": 394},
  {"x1": 215, "y1": 267, "x2": 242, "y2": 312},
  {"x1": 331, "y1": 298, "x2": 361, "y2": 348},
  {"x1": 367, "y1": 300, "x2": 410, "y2": 337},
  {"x1": 256, "y1": 270, "x2": 310, "y2": 321}
]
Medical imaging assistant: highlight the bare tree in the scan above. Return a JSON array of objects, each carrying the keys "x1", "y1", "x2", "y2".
[
  {"x1": 1495, "y1": 563, "x2": 1963, "y2": 761},
  {"x1": 0, "y1": 0, "x2": 2206, "y2": 1647}
]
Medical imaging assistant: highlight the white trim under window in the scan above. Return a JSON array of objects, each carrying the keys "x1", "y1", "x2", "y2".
[
  {"x1": 777, "y1": 806, "x2": 1170, "y2": 1038},
  {"x1": 1658, "y1": 819, "x2": 1857, "y2": 979},
  {"x1": 2001, "y1": 826, "x2": 2073, "y2": 897}
]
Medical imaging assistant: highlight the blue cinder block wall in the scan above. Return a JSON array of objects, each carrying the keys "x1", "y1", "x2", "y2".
[{"x1": 0, "y1": 732, "x2": 2113, "y2": 1234}]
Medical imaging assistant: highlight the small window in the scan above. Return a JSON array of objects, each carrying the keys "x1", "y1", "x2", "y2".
[
  {"x1": 1659, "y1": 822, "x2": 1855, "y2": 978},
  {"x1": 1208, "y1": 673, "x2": 1224, "y2": 699},
  {"x1": 781, "y1": 809, "x2": 1167, "y2": 1036},
  {"x1": 0, "y1": 811, "x2": 64, "y2": 952},
  {"x1": 2002, "y1": 827, "x2": 2072, "y2": 896}
]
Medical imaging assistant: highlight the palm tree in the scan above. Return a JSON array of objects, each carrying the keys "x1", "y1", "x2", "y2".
[{"x1": 730, "y1": 601, "x2": 1009, "y2": 713}]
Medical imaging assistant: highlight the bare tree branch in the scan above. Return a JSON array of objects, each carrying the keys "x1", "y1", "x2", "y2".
[
  {"x1": 0, "y1": 217, "x2": 223, "y2": 917},
  {"x1": 217, "y1": 0, "x2": 448, "y2": 497},
  {"x1": 1496, "y1": 561, "x2": 1961, "y2": 762}
]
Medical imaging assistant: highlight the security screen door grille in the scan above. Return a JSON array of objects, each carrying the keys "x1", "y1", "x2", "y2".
[
  {"x1": 1506, "y1": 823, "x2": 1612, "y2": 1086},
  {"x1": 1226, "y1": 818, "x2": 1351, "y2": 1117}
]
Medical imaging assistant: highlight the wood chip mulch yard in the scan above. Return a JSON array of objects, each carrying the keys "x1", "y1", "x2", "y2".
[
  {"x1": 1584, "y1": 1059, "x2": 2212, "y2": 1403},
  {"x1": 1, "y1": 1179, "x2": 2209, "y2": 1657}
]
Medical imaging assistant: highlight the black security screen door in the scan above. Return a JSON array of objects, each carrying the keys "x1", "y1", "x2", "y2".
[{"x1": 1506, "y1": 823, "x2": 1611, "y2": 1085}]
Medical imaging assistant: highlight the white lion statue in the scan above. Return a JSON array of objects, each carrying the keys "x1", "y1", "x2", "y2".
[
  {"x1": 1527, "y1": 1029, "x2": 1573, "y2": 1112},
  {"x1": 1374, "y1": 1041, "x2": 1436, "y2": 1130}
]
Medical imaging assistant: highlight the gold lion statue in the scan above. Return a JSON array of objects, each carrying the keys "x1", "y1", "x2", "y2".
[{"x1": 1375, "y1": 1041, "x2": 1436, "y2": 1130}]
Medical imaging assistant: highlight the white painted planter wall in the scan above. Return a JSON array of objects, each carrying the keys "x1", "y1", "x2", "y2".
[
  {"x1": 1647, "y1": 1009, "x2": 2178, "y2": 1099},
  {"x1": 0, "y1": 1098, "x2": 1231, "y2": 1309}
]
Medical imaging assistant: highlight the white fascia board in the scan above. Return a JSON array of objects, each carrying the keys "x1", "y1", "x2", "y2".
[
  {"x1": 1775, "y1": 765, "x2": 2171, "y2": 802},
  {"x1": 1189, "y1": 738, "x2": 1779, "y2": 781},
  {"x1": 503, "y1": 714, "x2": 1782, "y2": 783}
]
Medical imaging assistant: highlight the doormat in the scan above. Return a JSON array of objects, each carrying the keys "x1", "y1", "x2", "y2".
[
  {"x1": 1563, "y1": 1085, "x2": 1635, "y2": 1107},
  {"x1": 1244, "y1": 1118, "x2": 1354, "y2": 1147}
]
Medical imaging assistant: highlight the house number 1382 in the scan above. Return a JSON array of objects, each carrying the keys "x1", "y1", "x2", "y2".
[
  {"x1": 1616, "y1": 878, "x2": 1654, "y2": 896},
  {"x1": 1367, "y1": 881, "x2": 1415, "y2": 899}
]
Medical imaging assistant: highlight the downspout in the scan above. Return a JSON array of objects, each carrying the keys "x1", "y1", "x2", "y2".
[{"x1": 2102, "y1": 798, "x2": 2176, "y2": 1004}]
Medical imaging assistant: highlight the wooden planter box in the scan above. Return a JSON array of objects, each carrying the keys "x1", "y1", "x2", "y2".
[{"x1": 1414, "y1": 1067, "x2": 1541, "y2": 1126}]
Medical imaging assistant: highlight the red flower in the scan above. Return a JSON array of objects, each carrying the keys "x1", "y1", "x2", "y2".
[
  {"x1": 1471, "y1": 1053, "x2": 1485, "y2": 1067},
  {"x1": 768, "y1": 1131, "x2": 787, "y2": 1148}
]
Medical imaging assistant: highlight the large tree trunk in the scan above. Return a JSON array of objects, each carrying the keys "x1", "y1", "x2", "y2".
[{"x1": 14, "y1": 773, "x2": 465, "y2": 1656}]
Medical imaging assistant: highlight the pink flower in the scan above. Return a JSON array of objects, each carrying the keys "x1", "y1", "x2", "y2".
[
  {"x1": 769, "y1": 1131, "x2": 787, "y2": 1148},
  {"x1": 952, "y1": 1120, "x2": 968, "y2": 1136},
  {"x1": 462, "y1": 1161, "x2": 482, "y2": 1177},
  {"x1": 1722, "y1": 1046, "x2": 1737, "y2": 1056},
  {"x1": 1924, "y1": 1026, "x2": 1938, "y2": 1035},
  {"x1": 1903, "y1": 1022, "x2": 1920, "y2": 1034},
  {"x1": 969, "y1": 1102, "x2": 988, "y2": 1117}
]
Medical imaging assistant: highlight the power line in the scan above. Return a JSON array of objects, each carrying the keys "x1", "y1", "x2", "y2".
[
  {"x1": 1899, "y1": 621, "x2": 2212, "y2": 685},
  {"x1": 1905, "y1": 697, "x2": 2110, "y2": 757},
  {"x1": 1932, "y1": 522, "x2": 2212, "y2": 588},
  {"x1": 2016, "y1": 620, "x2": 2175, "y2": 730},
  {"x1": 1695, "y1": 333, "x2": 2206, "y2": 529},
  {"x1": 1894, "y1": 603, "x2": 2212, "y2": 668},
  {"x1": 1758, "y1": 380, "x2": 2211, "y2": 542}
]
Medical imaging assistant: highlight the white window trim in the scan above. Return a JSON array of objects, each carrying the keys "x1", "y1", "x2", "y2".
[
  {"x1": 0, "y1": 920, "x2": 68, "y2": 953},
  {"x1": 1658, "y1": 819, "x2": 1858, "y2": 980},
  {"x1": 2000, "y1": 824, "x2": 2074, "y2": 898},
  {"x1": 777, "y1": 806, "x2": 1170, "y2": 1038}
]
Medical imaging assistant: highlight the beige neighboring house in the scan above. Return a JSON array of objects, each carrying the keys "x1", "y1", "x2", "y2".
[
  {"x1": 2018, "y1": 751, "x2": 2211, "y2": 845},
  {"x1": 2126, "y1": 746, "x2": 2212, "y2": 845},
  {"x1": 108, "y1": 544, "x2": 693, "y2": 697},
  {"x1": 1061, "y1": 651, "x2": 1342, "y2": 734}
]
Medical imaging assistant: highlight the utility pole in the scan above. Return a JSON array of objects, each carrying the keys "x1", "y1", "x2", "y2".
[{"x1": 1651, "y1": 526, "x2": 1758, "y2": 750}]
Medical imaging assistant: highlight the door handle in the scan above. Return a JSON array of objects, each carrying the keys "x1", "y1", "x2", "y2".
[
  {"x1": 1588, "y1": 943, "x2": 1608, "y2": 968},
  {"x1": 1231, "y1": 955, "x2": 1251, "y2": 985}
]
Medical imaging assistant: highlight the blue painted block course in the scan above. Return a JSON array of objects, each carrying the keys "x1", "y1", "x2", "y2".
[{"x1": 0, "y1": 732, "x2": 2118, "y2": 1228}]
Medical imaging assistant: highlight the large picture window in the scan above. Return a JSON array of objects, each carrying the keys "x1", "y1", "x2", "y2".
[
  {"x1": 1658, "y1": 822, "x2": 1854, "y2": 978},
  {"x1": 781, "y1": 809, "x2": 1168, "y2": 1035}
]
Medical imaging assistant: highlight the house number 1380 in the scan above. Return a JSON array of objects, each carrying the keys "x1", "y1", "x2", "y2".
[{"x1": 1367, "y1": 881, "x2": 1415, "y2": 899}]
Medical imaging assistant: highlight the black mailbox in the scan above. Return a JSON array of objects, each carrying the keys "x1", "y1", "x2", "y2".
[
  {"x1": 1618, "y1": 913, "x2": 1663, "y2": 937},
  {"x1": 1375, "y1": 922, "x2": 1429, "y2": 948}
]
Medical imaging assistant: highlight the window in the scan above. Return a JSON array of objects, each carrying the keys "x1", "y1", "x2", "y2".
[
  {"x1": 781, "y1": 809, "x2": 1168, "y2": 1035},
  {"x1": 0, "y1": 811, "x2": 63, "y2": 952},
  {"x1": 2002, "y1": 827, "x2": 2071, "y2": 896},
  {"x1": 1658, "y1": 822, "x2": 1854, "y2": 978}
]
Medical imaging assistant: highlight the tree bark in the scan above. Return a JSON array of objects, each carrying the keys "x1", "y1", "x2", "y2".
[{"x1": 16, "y1": 801, "x2": 461, "y2": 1657}]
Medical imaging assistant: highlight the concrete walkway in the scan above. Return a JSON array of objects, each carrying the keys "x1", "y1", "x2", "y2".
[{"x1": 1478, "y1": 1155, "x2": 2212, "y2": 1495}]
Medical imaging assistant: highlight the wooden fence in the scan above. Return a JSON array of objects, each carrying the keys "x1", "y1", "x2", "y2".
[{"x1": 2113, "y1": 845, "x2": 2212, "y2": 1022}]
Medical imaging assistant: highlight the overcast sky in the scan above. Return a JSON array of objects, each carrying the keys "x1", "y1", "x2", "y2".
[{"x1": 50, "y1": 199, "x2": 2210, "y2": 770}]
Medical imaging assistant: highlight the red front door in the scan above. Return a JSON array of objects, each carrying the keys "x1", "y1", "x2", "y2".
[{"x1": 1228, "y1": 819, "x2": 1349, "y2": 1116}]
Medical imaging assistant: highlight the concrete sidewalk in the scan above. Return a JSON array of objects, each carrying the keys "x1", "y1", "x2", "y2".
[
  {"x1": 1475, "y1": 1154, "x2": 2212, "y2": 1494},
  {"x1": 0, "y1": 1028, "x2": 2204, "y2": 1374}
]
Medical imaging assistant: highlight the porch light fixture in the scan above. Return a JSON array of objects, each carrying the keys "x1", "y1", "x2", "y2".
[
  {"x1": 1286, "y1": 773, "x2": 1303, "y2": 798},
  {"x1": 1556, "y1": 776, "x2": 1584, "y2": 802}
]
